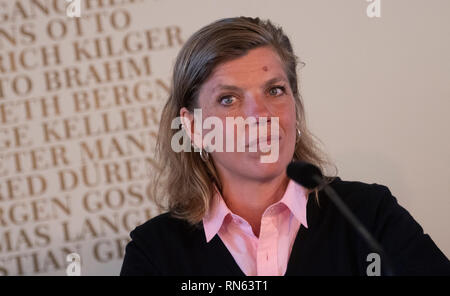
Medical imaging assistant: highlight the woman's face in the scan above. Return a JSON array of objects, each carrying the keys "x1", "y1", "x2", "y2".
[{"x1": 182, "y1": 46, "x2": 297, "y2": 183}]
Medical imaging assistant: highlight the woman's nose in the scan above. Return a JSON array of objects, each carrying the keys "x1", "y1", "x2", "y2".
[{"x1": 243, "y1": 92, "x2": 271, "y2": 120}]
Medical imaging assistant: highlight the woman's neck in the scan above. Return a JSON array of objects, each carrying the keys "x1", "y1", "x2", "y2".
[{"x1": 220, "y1": 173, "x2": 290, "y2": 237}]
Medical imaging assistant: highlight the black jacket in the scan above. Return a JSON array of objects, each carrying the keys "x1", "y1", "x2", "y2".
[{"x1": 120, "y1": 177, "x2": 450, "y2": 275}]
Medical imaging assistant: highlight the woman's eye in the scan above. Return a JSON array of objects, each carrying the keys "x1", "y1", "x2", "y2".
[
  {"x1": 269, "y1": 86, "x2": 286, "y2": 96},
  {"x1": 219, "y1": 96, "x2": 235, "y2": 105}
]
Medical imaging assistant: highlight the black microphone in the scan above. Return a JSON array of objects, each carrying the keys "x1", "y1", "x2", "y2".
[{"x1": 287, "y1": 161, "x2": 395, "y2": 276}]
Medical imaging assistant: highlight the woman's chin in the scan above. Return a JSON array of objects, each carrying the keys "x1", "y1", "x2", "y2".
[{"x1": 241, "y1": 152, "x2": 288, "y2": 180}]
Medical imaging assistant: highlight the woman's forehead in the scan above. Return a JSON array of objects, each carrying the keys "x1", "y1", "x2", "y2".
[
  {"x1": 215, "y1": 47, "x2": 283, "y2": 74},
  {"x1": 204, "y1": 47, "x2": 287, "y2": 89}
]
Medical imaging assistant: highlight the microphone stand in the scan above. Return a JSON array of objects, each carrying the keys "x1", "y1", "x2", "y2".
[{"x1": 312, "y1": 175, "x2": 396, "y2": 276}]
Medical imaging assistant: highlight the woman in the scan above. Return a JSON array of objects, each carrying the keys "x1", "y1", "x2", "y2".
[{"x1": 120, "y1": 16, "x2": 449, "y2": 276}]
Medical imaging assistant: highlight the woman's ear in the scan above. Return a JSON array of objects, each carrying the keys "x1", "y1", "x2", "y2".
[{"x1": 180, "y1": 107, "x2": 203, "y2": 150}]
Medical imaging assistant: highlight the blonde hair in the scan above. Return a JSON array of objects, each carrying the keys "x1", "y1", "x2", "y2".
[{"x1": 152, "y1": 16, "x2": 336, "y2": 224}]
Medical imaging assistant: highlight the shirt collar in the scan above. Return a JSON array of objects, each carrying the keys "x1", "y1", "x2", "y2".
[
  {"x1": 280, "y1": 179, "x2": 309, "y2": 229},
  {"x1": 203, "y1": 185, "x2": 231, "y2": 243},
  {"x1": 202, "y1": 180, "x2": 309, "y2": 243}
]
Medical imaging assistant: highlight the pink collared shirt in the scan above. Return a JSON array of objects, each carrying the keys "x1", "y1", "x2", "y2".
[{"x1": 202, "y1": 180, "x2": 309, "y2": 276}]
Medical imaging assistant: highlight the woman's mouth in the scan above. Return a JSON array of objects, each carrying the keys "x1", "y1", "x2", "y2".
[{"x1": 246, "y1": 134, "x2": 281, "y2": 149}]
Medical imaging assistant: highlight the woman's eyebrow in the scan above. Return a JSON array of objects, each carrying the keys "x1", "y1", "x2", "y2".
[
  {"x1": 263, "y1": 76, "x2": 288, "y2": 88},
  {"x1": 211, "y1": 76, "x2": 287, "y2": 93}
]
